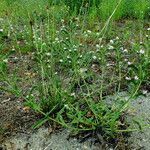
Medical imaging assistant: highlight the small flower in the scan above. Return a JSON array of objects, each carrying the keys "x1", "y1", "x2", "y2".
[
  {"x1": 55, "y1": 37, "x2": 59, "y2": 41},
  {"x1": 142, "y1": 90, "x2": 147, "y2": 95},
  {"x1": 116, "y1": 36, "x2": 119, "y2": 40},
  {"x1": 123, "y1": 49, "x2": 128, "y2": 53},
  {"x1": 92, "y1": 56, "x2": 97, "y2": 60},
  {"x1": 87, "y1": 30, "x2": 92, "y2": 34},
  {"x1": 67, "y1": 55, "x2": 70, "y2": 59},
  {"x1": 46, "y1": 52, "x2": 51, "y2": 56},
  {"x1": 84, "y1": 34, "x2": 88, "y2": 37},
  {"x1": 110, "y1": 40, "x2": 114, "y2": 44},
  {"x1": 124, "y1": 58, "x2": 128, "y2": 62},
  {"x1": 127, "y1": 61, "x2": 132, "y2": 65},
  {"x1": 125, "y1": 77, "x2": 131, "y2": 80},
  {"x1": 139, "y1": 49, "x2": 144, "y2": 54},
  {"x1": 80, "y1": 68, "x2": 87, "y2": 73},
  {"x1": 0, "y1": 18, "x2": 4, "y2": 21},
  {"x1": 108, "y1": 45, "x2": 114, "y2": 50},
  {"x1": 96, "y1": 44, "x2": 100, "y2": 49},
  {"x1": 59, "y1": 59, "x2": 63, "y2": 62},
  {"x1": 64, "y1": 104, "x2": 69, "y2": 109},
  {"x1": 61, "y1": 19, "x2": 64, "y2": 22},
  {"x1": 79, "y1": 55, "x2": 82, "y2": 58},
  {"x1": 3, "y1": 59, "x2": 8, "y2": 63},
  {"x1": 12, "y1": 48, "x2": 15, "y2": 51},
  {"x1": 79, "y1": 43, "x2": 83, "y2": 47},
  {"x1": 134, "y1": 76, "x2": 139, "y2": 80},
  {"x1": 70, "y1": 92, "x2": 75, "y2": 96},
  {"x1": 96, "y1": 32, "x2": 100, "y2": 36},
  {"x1": 0, "y1": 29, "x2": 3, "y2": 32},
  {"x1": 120, "y1": 47, "x2": 124, "y2": 51},
  {"x1": 147, "y1": 28, "x2": 150, "y2": 31},
  {"x1": 140, "y1": 41, "x2": 143, "y2": 45}
]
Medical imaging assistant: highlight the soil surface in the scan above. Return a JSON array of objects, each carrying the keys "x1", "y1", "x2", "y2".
[{"x1": 1, "y1": 91, "x2": 150, "y2": 150}]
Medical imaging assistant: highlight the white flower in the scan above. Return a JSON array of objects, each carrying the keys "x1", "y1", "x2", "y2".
[
  {"x1": 0, "y1": 18, "x2": 4, "y2": 21},
  {"x1": 84, "y1": 34, "x2": 88, "y2": 37},
  {"x1": 142, "y1": 90, "x2": 147, "y2": 95},
  {"x1": 79, "y1": 55, "x2": 82, "y2": 58},
  {"x1": 3, "y1": 59, "x2": 8, "y2": 63},
  {"x1": 93, "y1": 56, "x2": 97, "y2": 60},
  {"x1": 62, "y1": 25, "x2": 65, "y2": 28},
  {"x1": 147, "y1": 28, "x2": 150, "y2": 31},
  {"x1": 125, "y1": 77, "x2": 131, "y2": 80},
  {"x1": 116, "y1": 36, "x2": 119, "y2": 40},
  {"x1": 96, "y1": 32, "x2": 100, "y2": 36},
  {"x1": 123, "y1": 49, "x2": 128, "y2": 53},
  {"x1": 124, "y1": 58, "x2": 128, "y2": 62},
  {"x1": 140, "y1": 41, "x2": 143, "y2": 45},
  {"x1": 139, "y1": 49, "x2": 144, "y2": 54},
  {"x1": 64, "y1": 104, "x2": 69, "y2": 109},
  {"x1": 71, "y1": 92, "x2": 75, "y2": 96},
  {"x1": 146, "y1": 35, "x2": 148, "y2": 38},
  {"x1": 67, "y1": 55, "x2": 70, "y2": 59},
  {"x1": 46, "y1": 52, "x2": 51, "y2": 56},
  {"x1": 80, "y1": 68, "x2": 87, "y2": 73},
  {"x1": 134, "y1": 76, "x2": 139, "y2": 80},
  {"x1": 96, "y1": 44, "x2": 100, "y2": 48},
  {"x1": 59, "y1": 59, "x2": 63, "y2": 62},
  {"x1": 120, "y1": 47, "x2": 124, "y2": 51},
  {"x1": 108, "y1": 45, "x2": 114, "y2": 50},
  {"x1": 110, "y1": 40, "x2": 114, "y2": 44},
  {"x1": 0, "y1": 29, "x2": 3, "y2": 32},
  {"x1": 127, "y1": 62, "x2": 132, "y2": 65},
  {"x1": 61, "y1": 19, "x2": 64, "y2": 22},
  {"x1": 55, "y1": 37, "x2": 59, "y2": 41},
  {"x1": 87, "y1": 30, "x2": 92, "y2": 34},
  {"x1": 73, "y1": 45, "x2": 77, "y2": 48}
]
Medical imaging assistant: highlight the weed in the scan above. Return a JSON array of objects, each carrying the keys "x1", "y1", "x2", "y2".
[{"x1": 0, "y1": 0, "x2": 150, "y2": 148}]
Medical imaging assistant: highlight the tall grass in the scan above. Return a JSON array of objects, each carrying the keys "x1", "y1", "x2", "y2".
[{"x1": 0, "y1": 0, "x2": 149, "y2": 20}]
